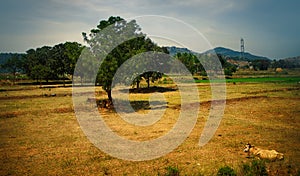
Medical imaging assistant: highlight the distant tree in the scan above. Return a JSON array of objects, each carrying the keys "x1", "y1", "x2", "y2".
[
  {"x1": 174, "y1": 52, "x2": 236, "y2": 76},
  {"x1": 63, "y1": 42, "x2": 84, "y2": 79},
  {"x1": 175, "y1": 52, "x2": 200, "y2": 75},
  {"x1": 51, "y1": 43, "x2": 69, "y2": 86},
  {"x1": 22, "y1": 42, "x2": 83, "y2": 85},
  {"x1": 23, "y1": 46, "x2": 56, "y2": 82},
  {"x1": 217, "y1": 54, "x2": 237, "y2": 76},
  {"x1": 251, "y1": 59, "x2": 271, "y2": 70},
  {"x1": 129, "y1": 39, "x2": 168, "y2": 89},
  {"x1": 23, "y1": 49, "x2": 36, "y2": 77},
  {"x1": 1, "y1": 54, "x2": 23, "y2": 84},
  {"x1": 140, "y1": 71, "x2": 163, "y2": 88},
  {"x1": 270, "y1": 57, "x2": 300, "y2": 69},
  {"x1": 31, "y1": 64, "x2": 51, "y2": 86}
]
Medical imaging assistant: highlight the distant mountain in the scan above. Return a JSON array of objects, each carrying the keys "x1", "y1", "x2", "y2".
[
  {"x1": 167, "y1": 46, "x2": 270, "y2": 61},
  {"x1": 166, "y1": 46, "x2": 196, "y2": 56},
  {"x1": 204, "y1": 47, "x2": 270, "y2": 61}
]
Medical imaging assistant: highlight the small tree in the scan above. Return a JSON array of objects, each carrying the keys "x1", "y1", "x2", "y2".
[
  {"x1": 31, "y1": 64, "x2": 51, "y2": 86},
  {"x1": 217, "y1": 166, "x2": 237, "y2": 176},
  {"x1": 141, "y1": 71, "x2": 163, "y2": 88}
]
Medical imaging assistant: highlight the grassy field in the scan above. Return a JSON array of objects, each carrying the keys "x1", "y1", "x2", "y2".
[
  {"x1": 194, "y1": 76, "x2": 300, "y2": 84},
  {"x1": 1, "y1": 76, "x2": 300, "y2": 175}
]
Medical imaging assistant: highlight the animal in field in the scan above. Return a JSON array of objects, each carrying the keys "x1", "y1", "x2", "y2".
[{"x1": 243, "y1": 143, "x2": 284, "y2": 161}]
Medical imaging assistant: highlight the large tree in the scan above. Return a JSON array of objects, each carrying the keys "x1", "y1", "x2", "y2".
[{"x1": 82, "y1": 16, "x2": 166, "y2": 101}]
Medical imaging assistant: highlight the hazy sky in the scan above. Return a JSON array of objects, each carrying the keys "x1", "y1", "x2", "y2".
[{"x1": 0, "y1": 0, "x2": 299, "y2": 59}]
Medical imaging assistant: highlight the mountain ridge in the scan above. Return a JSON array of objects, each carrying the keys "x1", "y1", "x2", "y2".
[{"x1": 166, "y1": 46, "x2": 271, "y2": 61}]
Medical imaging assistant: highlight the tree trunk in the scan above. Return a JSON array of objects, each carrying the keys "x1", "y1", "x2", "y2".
[
  {"x1": 63, "y1": 76, "x2": 65, "y2": 87},
  {"x1": 12, "y1": 71, "x2": 16, "y2": 85},
  {"x1": 107, "y1": 89, "x2": 112, "y2": 102},
  {"x1": 146, "y1": 78, "x2": 150, "y2": 88},
  {"x1": 39, "y1": 78, "x2": 42, "y2": 88},
  {"x1": 136, "y1": 80, "x2": 140, "y2": 89}
]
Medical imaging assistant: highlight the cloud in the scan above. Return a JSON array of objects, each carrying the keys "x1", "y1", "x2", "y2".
[{"x1": 0, "y1": 0, "x2": 299, "y2": 58}]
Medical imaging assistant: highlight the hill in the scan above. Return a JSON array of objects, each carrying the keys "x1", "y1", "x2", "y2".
[
  {"x1": 167, "y1": 46, "x2": 196, "y2": 56},
  {"x1": 204, "y1": 47, "x2": 270, "y2": 61},
  {"x1": 167, "y1": 46, "x2": 270, "y2": 61}
]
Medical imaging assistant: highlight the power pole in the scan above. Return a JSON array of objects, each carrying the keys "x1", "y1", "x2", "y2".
[{"x1": 240, "y1": 38, "x2": 245, "y2": 60}]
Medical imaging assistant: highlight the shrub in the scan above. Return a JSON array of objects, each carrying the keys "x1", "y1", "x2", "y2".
[
  {"x1": 241, "y1": 159, "x2": 268, "y2": 176},
  {"x1": 165, "y1": 166, "x2": 179, "y2": 176},
  {"x1": 217, "y1": 166, "x2": 237, "y2": 176}
]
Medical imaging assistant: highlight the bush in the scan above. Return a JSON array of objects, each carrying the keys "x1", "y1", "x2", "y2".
[
  {"x1": 217, "y1": 166, "x2": 237, "y2": 176},
  {"x1": 241, "y1": 159, "x2": 268, "y2": 176},
  {"x1": 165, "y1": 166, "x2": 179, "y2": 176}
]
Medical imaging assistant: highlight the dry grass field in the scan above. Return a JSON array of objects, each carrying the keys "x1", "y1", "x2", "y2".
[{"x1": 0, "y1": 79, "x2": 300, "y2": 175}]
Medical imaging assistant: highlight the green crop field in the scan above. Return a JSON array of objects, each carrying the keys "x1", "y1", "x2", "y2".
[{"x1": 195, "y1": 76, "x2": 300, "y2": 84}]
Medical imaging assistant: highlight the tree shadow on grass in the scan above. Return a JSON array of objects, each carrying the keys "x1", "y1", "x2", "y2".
[
  {"x1": 96, "y1": 99, "x2": 167, "y2": 112},
  {"x1": 94, "y1": 86, "x2": 175, "y2": 110},
  {"x1": 127, "y1": 86, "x2": 177, "y2": 93}
]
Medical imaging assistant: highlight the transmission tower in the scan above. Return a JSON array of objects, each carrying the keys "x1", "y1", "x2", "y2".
[{"x1": 240, "y1": 38, "x2": 245, "y2": 60}]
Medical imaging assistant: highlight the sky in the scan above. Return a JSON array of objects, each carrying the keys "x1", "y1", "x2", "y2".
[{"x1": 0, "y1": 0, "x2": 299, "y2": 59}]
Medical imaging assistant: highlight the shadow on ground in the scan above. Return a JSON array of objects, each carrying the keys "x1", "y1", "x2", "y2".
[{"x1": 127, "y1": 86, "x2": 177, "y2": 93}]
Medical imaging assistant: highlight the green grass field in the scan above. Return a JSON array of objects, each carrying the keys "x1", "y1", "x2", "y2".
[{"x1": 195, "y1": 76, "x2": 300, "y2": 84}]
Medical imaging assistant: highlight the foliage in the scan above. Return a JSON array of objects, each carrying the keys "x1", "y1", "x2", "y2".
[
  {"x1": 0, "y1": 54, "x2": 24, "y2": 84},
  {"x1": 0, "y1": 53, "x2": 24, "y2": 73},
  {"x1": 140, "y1": 71, "x2": 163, "y2": 88},
  {"x1": 270, "y1": 57, "x2": 300, "y2": 69},
  {"x1": 174, "y1": 52, "x2": 237, "y2": 76},
  {"x1": 165, "y1": 166, "x2": 180, "y2": 176},
  {"x1": 22, "y1": 42, "x2": 83, "y2": 84},
  {"x1": 0, "y1": 54, "x2": 23, "y2": 73},
  {"x1": 251, "y1": 59, "x2": 271, "y2": 70},
  {"x1": 218, "y1": 54, "x2": 237, "y2": 76},
  {"x1": 175, "y1": 52, "x2": 201, "y2": 75},
  {"x1": 240, "y1": 159, "x2": 268, "y2": 176},
  {"x1": 217, "y1": 166, "x2": 237, "y2": 176},
  {"x1": 82, "y1": 16, "x2": 167, "y2": 101},
  {"x1": 217, "y1": 160, "x2": 268, "y2": 176}
]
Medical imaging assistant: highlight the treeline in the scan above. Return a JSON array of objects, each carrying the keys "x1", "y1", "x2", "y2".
[
  {"x1": 0, "y1": 53, "x2": 25, "y2": 74},
  {"x1": 175, "y1": 53, "x2": 237, "y2": 76},
  {"x1": 270, "y1": 56, "x2": 300, "y2": 69},
  {"x1": 0, "y1": 42, "x2": 84, "y2": 85},
  {"x1": 239, "y1": 58, "x2": 300, "y2": 71}
]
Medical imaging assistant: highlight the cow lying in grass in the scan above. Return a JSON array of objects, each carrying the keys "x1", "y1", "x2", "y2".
[{"x1": 244, "y1": 143, "x2": 284, "y2": 161}]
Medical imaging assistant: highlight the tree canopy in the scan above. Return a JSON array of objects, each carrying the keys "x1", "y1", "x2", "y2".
[
  {"x1": 22, "y1": 42, "x2": 83, "y2": 85},
  {"x1": 82, "y1": 16, "x2": 168, "y2": 101}
]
